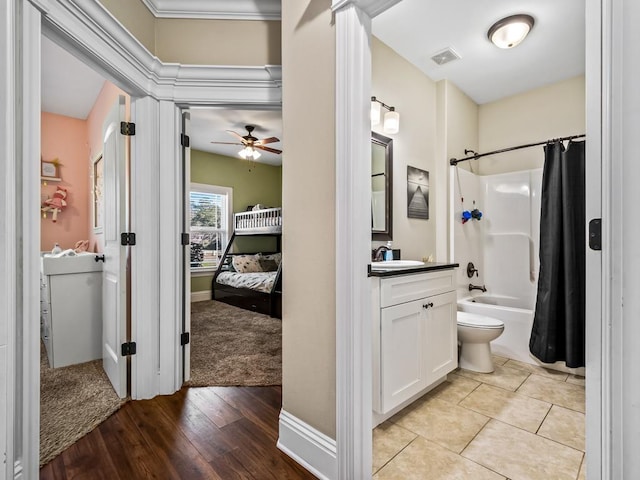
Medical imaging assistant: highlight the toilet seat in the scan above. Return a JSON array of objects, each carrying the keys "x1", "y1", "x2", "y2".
[{"x1": 457, "y1": 311, "x2": 504, "y2": 329}]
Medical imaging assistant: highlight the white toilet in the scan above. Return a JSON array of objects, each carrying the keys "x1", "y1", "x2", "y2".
[{"x1": 457, "y1": 311, "x2": 505, "y2": 373}]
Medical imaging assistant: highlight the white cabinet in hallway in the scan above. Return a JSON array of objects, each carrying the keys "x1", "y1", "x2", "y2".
[{"x1": 372, "y1": 266, "x2": 458, "y2": 424}]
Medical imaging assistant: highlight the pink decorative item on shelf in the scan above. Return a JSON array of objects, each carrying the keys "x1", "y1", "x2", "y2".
[{"x1": 42, "y1": 185, "x2": 68, "y2": 222}]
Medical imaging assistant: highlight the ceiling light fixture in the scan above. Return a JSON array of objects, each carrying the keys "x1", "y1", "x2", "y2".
[
  {"x1": 487, "y1": 14, "x2": 534, "y2": 49},
  {"x1": 371, "y1": 96, "x2": 400, "y2": 134},
  {"x1": 238, "y1": 146, "x2": 261, "y2": 160}
]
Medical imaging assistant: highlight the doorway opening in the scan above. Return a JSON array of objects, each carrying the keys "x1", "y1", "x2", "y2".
[
  {"x1": 369, "y1": 1, "x2": 588, "y2": 478},
  {"x1": 180, "y1": 107, "x2": 284, "y2": 389},
  {"x1": 38, "y1": 33, "x2": 131, "y2": 466}
]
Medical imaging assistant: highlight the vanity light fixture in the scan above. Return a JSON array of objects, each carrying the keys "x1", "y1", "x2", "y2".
[
  {"x1": 371, "y1": 96, "x2": 400, "y2": 134},
  {"x1": 487, "y1": 14, "x2": 534, "y2": 49},
  {"x1": 238, "y1": 146, "x2": 261, "y2": 160}
]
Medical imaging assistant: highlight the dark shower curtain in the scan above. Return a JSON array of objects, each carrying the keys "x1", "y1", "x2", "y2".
[{"x1": 529, "y1": 140, "x2": 585, "y2": 368}]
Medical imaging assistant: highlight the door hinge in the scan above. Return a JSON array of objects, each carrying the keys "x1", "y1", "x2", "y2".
[
  {"x1": 181, "y1": 133, "x2": 190, "y2": 147},
  {"x1": 589, "y1": 218, "x2": 602, "y2": 251},
  {"x1": 181, "y1": 233, "x2": 190, "y2": 246},
  {"x1": 121, "y1": 342, "x2": 137, "y2": 356},
  {"x1": 120, "y1": 121, "x2": 136, "y2": 136},
  {"x1": 180, "y1": 332, "x2": 190, "y2": 346},
  {"x1": 121, "y1": 232, "x2": 136, "y2": 246}
]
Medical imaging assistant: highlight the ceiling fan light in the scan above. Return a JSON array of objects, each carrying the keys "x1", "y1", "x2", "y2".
[
  {"x1": 371, "y1": 97, "x2": 381, "y2": 126},
  {"x1": 238, "y1": 147, "x2": 249, "y2": 159},
  {"x1": 383, "y1": 108, "x2": 400, "y2": 134},
  {"x1": 488, "y1": 14, "x2": 534, "y2": 49}
]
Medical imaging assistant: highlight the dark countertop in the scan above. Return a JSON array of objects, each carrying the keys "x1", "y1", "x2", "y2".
[{"x1": 368, "y1": 262, "x2": 459, "y2": 277}]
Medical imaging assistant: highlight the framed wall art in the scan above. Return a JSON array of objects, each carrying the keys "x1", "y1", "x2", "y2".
[{"x1": 407, "y1": 165, "x2": 429, "y2": 220}]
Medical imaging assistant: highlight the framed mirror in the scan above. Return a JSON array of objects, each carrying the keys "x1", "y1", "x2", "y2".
[{"x1": 371, "y1": 132, "x2": 393, "y2": 240}]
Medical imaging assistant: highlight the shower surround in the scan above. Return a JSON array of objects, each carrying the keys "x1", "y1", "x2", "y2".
[{"x1": 453, "y1": 167, "x2": 584, "y2": 374}]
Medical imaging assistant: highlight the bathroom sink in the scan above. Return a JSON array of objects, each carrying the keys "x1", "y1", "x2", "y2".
[{"x1": 371, "y1": 260, "x2": 425, "y2": 270}]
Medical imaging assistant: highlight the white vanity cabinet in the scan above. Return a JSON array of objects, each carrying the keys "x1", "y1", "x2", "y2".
[
  {"x1": 40, "y1": 254, "x2": 103, "y2": 368},
  {"x1": 372, "y1": 268, "x2": 457, "y2": 419}
]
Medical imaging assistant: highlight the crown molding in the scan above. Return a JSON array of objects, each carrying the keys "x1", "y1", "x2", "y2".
[
  {"x1": 140, "y1": 0, "x2": 281, "y2": 21},
  {"x1": 38, "y1": 0, "x2": 282, "y2": 105},
  {"x1": 331, "y1": 0, "x2": 401, "y2": 18}
]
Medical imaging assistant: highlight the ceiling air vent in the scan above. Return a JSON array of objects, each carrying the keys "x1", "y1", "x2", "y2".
[{"x1": 430, "y1": 48, "x2": 461, "y2": 66}]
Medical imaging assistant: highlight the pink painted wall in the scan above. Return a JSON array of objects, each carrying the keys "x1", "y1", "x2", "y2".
[
  {"x1": 86, "y1": 81, "x2": 130, "y2": 253},
  {"x1": 40, "y1": 112, "x2": 90, "y2": 252}
]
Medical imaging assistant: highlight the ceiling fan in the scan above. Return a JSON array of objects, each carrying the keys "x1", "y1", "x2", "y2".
[{"x1": 210, "y1": 125, "x2": 282, "y2": 159}]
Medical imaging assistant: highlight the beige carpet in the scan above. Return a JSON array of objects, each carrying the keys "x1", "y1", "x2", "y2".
[
  {"x1": 185, "y1": 300, "x2": 282, "y2": 387},
  {"x1": 40, "y1": 343, "x2": 126, "y2": 466}
]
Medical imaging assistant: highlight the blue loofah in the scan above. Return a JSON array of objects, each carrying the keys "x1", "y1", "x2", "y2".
[{"x1": 461, "y1": 210, "x2": 472, "y2": 224}]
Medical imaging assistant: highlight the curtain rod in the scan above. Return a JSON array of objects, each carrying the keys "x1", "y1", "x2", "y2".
[{"x1": 449, "y1": 134, "x2": 586, "y2": 166}]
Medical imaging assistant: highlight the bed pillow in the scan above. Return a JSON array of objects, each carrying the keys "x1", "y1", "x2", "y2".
[
  {"x1": 232, "y1": 254, "x2": 262, "y2": 273},
  {"x1": 260, "y1": 252, "x2": 282, "y2": 266},
  {"x1": 258, "y1": 258, "x2": 279, "y2": 272}
]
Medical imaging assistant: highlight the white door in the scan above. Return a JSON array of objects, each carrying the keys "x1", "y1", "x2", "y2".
[
  {"x1": 181, "y1": 111, "x2": 191, "y2": 382},
  {"x1": 102, "y1": 96, "x2": 128, "y2": 398}
]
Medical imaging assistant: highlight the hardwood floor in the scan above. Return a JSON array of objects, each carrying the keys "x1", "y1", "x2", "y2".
[{"x1": 40, "y1": 386, "x2": 317, "y2": 480}]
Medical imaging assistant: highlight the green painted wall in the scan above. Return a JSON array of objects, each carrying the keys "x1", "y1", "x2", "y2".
[{"x1": 190, "y1": 150, "x2": 282, "y2": 293}]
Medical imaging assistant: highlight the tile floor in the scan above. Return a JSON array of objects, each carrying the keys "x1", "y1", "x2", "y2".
[{"x1": 373, "y1": 356, "x2": 586, "y2": 480}]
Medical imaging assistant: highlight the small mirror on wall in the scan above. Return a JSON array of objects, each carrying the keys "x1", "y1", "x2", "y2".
[{"x1": 372, "y1": 132, "x2": 393, "y2": 240}]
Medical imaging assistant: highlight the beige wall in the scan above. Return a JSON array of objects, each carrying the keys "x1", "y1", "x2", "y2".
[
  {"x1": 100, "y1": 0, "x2": 280, "y2": 66},
  {"x1": 155, "y1": 19, "x2": 281, "y2": 65},
  {"x1": 100, "y1": 0, "x2": 156, "y2": 53},
  {"x1": 478, "y1": 75, "x2": 585, "y2": 175},
  {"x1": 281, "y1": 0, "x2": 336, "y2": 438},
  {"x1": 372, "y1": 37, "x2": 438, "y2": 261}
]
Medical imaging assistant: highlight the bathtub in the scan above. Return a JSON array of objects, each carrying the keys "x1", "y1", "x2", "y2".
[{"x1": 457, "y1": 295, "x2": 585, "y2": 375}]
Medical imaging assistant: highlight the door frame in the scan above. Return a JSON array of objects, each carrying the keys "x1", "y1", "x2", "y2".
[
  {"x1": 332, "y1": 0, "x2": 614, "y2": 478},
  {"x1": 8, "y1": 0, "x2": 282, "y2": 477}
]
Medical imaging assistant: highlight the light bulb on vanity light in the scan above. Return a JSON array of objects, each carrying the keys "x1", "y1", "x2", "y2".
[
  {"x1": 383, "y1": 107, "x2": 400, "y2": 134},
  {"x1": 370, "y1": 96, "x2": 381, "y2": 126}
]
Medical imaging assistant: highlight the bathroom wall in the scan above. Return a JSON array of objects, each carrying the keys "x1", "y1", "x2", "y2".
[
  {"x1": 190, "y1": 149, "x2": 282, "y2": 294},
  {"x1": 372, "y1": 36, "x2": 438, "y2": 261},
  {"x1": 85, "y1": 81, "x2": 130, "y2": 253},
  {"x1": 40, "y1": 112, "x2": 91, "y2": 251},
  {"x1": 478, "y1": 75, "x2": 585, "y2": 175}
]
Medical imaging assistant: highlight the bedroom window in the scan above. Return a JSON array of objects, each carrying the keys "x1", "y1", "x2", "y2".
[{"x1": 189, "y1": 183, "x2": 233, "y2": 272}]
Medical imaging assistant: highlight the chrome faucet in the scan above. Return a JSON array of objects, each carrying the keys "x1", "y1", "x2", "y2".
[
  {"x1": 469, "y1": 283, "x2": 487, "y2": 292},
  {"x1": 372, "y1": 246, "x2": 390, "y2": 262}
]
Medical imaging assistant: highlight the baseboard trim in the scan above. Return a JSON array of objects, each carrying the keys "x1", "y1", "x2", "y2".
[
  {"x1": 190, "y1": 290, "x2": 212, "y2": 303},
  {"x1": 277, "y1": 410, "x2": 337, "y2": 480}
]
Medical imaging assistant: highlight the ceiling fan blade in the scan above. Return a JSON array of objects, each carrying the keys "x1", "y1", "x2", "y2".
[
  {"x1": 210, "y1": 141, "x2": 244, "y2": 145},
  {"x1": 226, "y1": 130, "x2": 247, "y2": 143},
  {"x1": 255, "y1": 136, "x2": 280, "y2": 146},
  {"x1": 255, "y1": 145, "x2": 282, "y2": 154}
]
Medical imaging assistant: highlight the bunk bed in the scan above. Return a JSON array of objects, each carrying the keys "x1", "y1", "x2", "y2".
[{"x1": 212, "y1": 207, "x2": 282, "y2": 318}]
